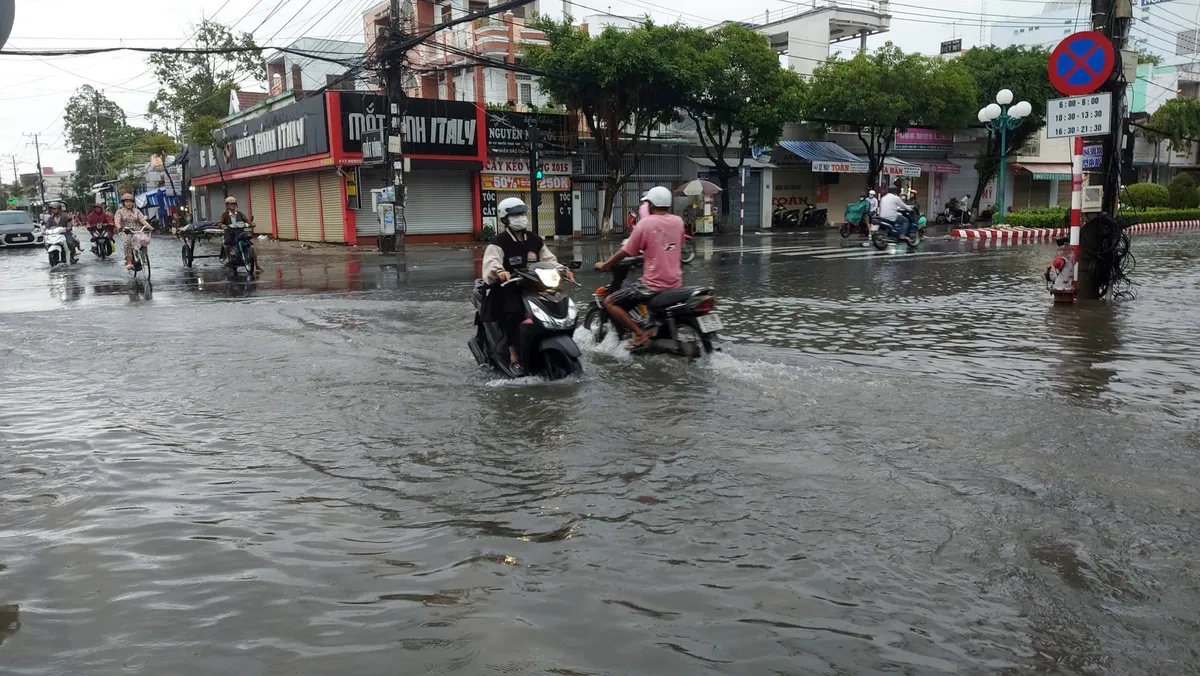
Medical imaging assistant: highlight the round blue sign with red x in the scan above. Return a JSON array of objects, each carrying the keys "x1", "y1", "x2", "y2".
[{"x1": 1048, "y1": 31, "x2": 1116, "y2": 96}]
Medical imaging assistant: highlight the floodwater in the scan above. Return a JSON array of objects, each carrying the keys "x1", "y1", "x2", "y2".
[{"x1": 2, "y1": 231, "x2": 1199, "y2": 675}]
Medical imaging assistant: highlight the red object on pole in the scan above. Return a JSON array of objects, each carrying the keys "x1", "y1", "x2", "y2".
[
  {"x1": 1050, "y1": 137, "x2": 1084, "y2": 303},
  {"x1": 739, "y1": 165, "x2": 746, "y2": 237}
]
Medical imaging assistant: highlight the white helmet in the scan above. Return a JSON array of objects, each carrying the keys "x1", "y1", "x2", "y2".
[
  {"x1": 641, "y1": 186, "x2": 672, "y2": 208},
  {"x1": 868, "y1": 190, "x2": 876, "y2": 197},
  {"x1": 497, "y1": 197, "x2": 527, "y2": 220}
]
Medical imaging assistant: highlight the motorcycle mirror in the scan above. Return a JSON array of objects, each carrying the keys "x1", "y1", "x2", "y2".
[{"x1": 568, "y1": 260, "x2": 583, "y2": 270}]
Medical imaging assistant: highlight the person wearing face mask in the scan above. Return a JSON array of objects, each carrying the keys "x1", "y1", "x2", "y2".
[{"x1": 481, "y1": 197, "x2": 574, "y2": 375}]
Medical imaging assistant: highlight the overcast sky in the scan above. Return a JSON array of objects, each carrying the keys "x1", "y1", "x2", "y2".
[{"x1": 0, "y1": 0, "x2": 1055, "y2": 176}]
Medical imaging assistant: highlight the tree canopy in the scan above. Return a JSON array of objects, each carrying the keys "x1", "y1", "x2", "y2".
[
  {"x1": 681, "y1": 24, "x2": 805, "y2": 221},
  {"x1": 524, "y1": 19, "x2": 698, "y2": 235},
  {"x1": 1143, "y1": 98, "x2": 1200, "y2": 152},
  {"x1": 804, "y1": 43, "x2": 976, "y2": 188},
  {"x1": 147, "y1": 19, "x2": 264, "y2": 146},
  {"x1": 956, "y1": 45, "x2": 1056, "y2": 211}
]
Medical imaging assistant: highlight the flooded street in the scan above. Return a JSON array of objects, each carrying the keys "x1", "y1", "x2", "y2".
[{"x1": 2, "y1": 231, "x2": 1199, "y2": 674}]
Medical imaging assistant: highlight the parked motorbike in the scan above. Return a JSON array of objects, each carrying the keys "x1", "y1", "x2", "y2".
[
  {"x1": 934, "y1": 197, "x2": 972, "y2": 225},
  {"x1": 870, "y1": 213, "x2": 926, "y2": 250},
  {"x1": 223, "y1": 221, "x2": 257, "y2": 278},
  {"x1": 469, "y1": 260, "x2": 585, "y2": 380},
  {"x1": 44, "y1": 226, "x2": 75, "y2": 267},
  {"x1": 772, "y1": 205, "x2": 800, "y2": 228},
  {"x1": 799, "y1": 202, "x2": 828, "y2": 228},
  {"x1": 840, "y1": 198, "x2": 871, "y2": 239},
  {"x1": 582, "y1": 257, "x2": 721, "y2": 358},
  {"x1": 89, "y1": 226, "x2": 115, "y2": 260}
]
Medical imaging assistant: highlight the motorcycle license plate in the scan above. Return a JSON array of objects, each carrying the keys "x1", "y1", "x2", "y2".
[{"x1": 695, "y1": 313, "x2": 723, "y2": 333}]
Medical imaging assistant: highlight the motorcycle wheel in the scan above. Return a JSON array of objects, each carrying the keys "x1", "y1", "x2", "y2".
[
  {"x1": 907, "y1": 231, "x2": 922, "y2": 249},
  {"x1": 675, "y1": 322, "x2": 707, "y2": 359},
  {"x1": 582, "y1": 307, "x2": 611, "y2": 344},
  {"x1": 48, "y1": 249, "x2": 61, "y2": 267},
  {"x1": 541, "y1": 350, "x2": 580, "y2": 381},
  {"x1": 871, "y1": 231, "x2": 889, "y2": 251},
  {"x1": 681, "y1": 238, "x2": 696, "y2": 264},
  {"x1": 241, "y1": 244, "x2": 255, "y2": 278},
  {"x1": 935, "y1": 214, "x2": 948, "y2": 225},
  {"x1": 140, "y1": 248, "x2": 151, "y2": 280},
  {"x1": 839, "y1": 222, "x2": 851, "y2": 238},
  {"x1": 181, "y1": 243, "x2": 194, "y2": 268}
]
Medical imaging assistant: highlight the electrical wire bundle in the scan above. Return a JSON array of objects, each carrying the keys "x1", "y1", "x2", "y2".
[{"x1": 1082, "y1": 213, "x2": 1137, "y2": 301}]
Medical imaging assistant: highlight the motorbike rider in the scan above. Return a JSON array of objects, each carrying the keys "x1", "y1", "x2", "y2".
[
  {"x1": 867, "y1": 190, "x2": 879, "y2": 219},
  {"x1": 877, "y1": 184, "x2": 916, "y2": 243},
  {"x1": 481, "y1": 197, "x2": 574, "y2": 375},
  {"x1": 594, "y1": 185, "x2": 684, "y2": 351},
  {"x1": 85, "y1": 203, "x2": 114, "y2": 252},
  {"x1": 218, "y1": 196, "x2": 261, "y2": 272},
  {"x1": 114, "y1": 193, "x2": 152, "y2": 270},
  {"x1": 43, "y1": 202, "x2": 81, "y2": 261}
]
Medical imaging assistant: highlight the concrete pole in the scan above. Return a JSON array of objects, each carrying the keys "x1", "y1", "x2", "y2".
[{"x1": 740, "y1": 165, "x2": 746, "y2": 237}]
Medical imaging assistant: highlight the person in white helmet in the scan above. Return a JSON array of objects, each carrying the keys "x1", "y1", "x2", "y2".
[
  {"x1": 594, "y1": 185, "x2": 684, "y2": 350},
  {"x1": 867, "y1": 189, "x2": 879, "y2": 219},
  {"x1": 481, "y1": 197, "x2": 574, "y2": 375}
]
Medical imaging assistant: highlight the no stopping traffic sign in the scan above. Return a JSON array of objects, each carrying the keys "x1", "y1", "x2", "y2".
[{"x1": 1048, "y1": 31, "x2": 1116, "y2": 97}]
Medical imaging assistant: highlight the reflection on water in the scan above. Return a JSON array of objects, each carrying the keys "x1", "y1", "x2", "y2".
[{"x1": 1, "y1": 233, "x2": 1199, "y2": 674}]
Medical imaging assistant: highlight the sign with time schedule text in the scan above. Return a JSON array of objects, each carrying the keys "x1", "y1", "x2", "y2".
[{"x1": 1046, "y1": 92, "x2": 1112, "y2": 138}]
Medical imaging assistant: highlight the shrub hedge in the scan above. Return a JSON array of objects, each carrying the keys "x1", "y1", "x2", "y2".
[{"x1": 1003, "y1": 207, "x2": 1200, "y2": 229}]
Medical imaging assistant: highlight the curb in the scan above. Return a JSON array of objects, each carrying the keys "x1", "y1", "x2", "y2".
[{"x1": 951, "y1": 219, "x2": 1200, "y2": 242}]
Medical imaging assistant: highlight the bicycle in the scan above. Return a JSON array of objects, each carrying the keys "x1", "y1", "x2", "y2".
[{"x1": 123, "y1": 225, "x2": 153, "y2": 281}]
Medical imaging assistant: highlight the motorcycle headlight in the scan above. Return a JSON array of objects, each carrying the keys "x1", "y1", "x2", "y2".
[{"x1": 534, "y1": 267, "x2": 561, "y2": 288}]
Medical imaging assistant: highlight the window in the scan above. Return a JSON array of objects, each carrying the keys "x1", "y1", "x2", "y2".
[
  {"x1": 441, "y1": 4, "x2": 451, "y2": 24},
  {"x1": 1177, "y1": 28, "x2": 1200, "y2": 55},
  {"x1": 519, "y1": 82, "x2": 533, "y2": 105}
]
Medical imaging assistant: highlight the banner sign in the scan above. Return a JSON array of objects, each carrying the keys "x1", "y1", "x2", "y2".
[
  {"x1": 340, "y1": 93, "x2": 481, "y2": 158},
  {"x1": 189, "y1": 95, "x2": 329, "y2": 176},
  {"x1": 882, "y1": 163, "x2": 923, "y2": 177},
  {"x1": 484, "y1": 158, "x2": 571, "y2": 175},
  {"x1": 482, "y1": 174, "x2": 571, "y2": 191},
  {"x1": 1083, "y1": 143, "x2": 1103, "y2": 169},
  {"x1": 362, "y1": 130, "x2": 385, "y2": 165},
  {"x1": 485, "y1": 110, "x2": 572, "y2": 155},
  {"x1": 894, "y1": 127, "x2": 954, "y2": 151},
  {"x1": 812, "y1": 160, "x2": 868, "y2": 173}
]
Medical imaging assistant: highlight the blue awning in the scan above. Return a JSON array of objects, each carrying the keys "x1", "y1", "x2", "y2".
[{"x1": 777, "y1": 141, "x2": 869, "y2": 173}]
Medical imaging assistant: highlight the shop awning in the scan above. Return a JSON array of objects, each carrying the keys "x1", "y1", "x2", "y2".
[
  {"x1": 1014, "y1": 163, "x2": 1072, "y2": 180},
  {"x1": 686, "y1": 156, "x2": 776, "y2": 169},
  {"x1": 778, "y1": 141, "x2": 868, "y2": 173}
]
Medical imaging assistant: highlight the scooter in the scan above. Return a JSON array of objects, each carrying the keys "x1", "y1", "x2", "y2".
[
  {"x1": 44, "y1": 226, "x2": 76, "y2": 267},
  {"x1": 799, "y1": 202, "x2": 828, "y2": 228},
  {"x1": 223, "y1": 221, "x2": 257, "y2": 278},
  {"x1": 90, "y1": 226, "x2": 115, "y2": 260},
  {"x1": 934, "y1": 198, "x2": 972, "y2": 225},
  {"x1": 582, "y1": 257, "x2": 721, "y2": 358},
  {"x1": 870, "y1": 213, "x2": 925, "y2": 250},
  {"x1": 772, "y1": 205, "x2": 800, "y2": 228},
  {"x1": 469, "y1": 260, "x2": 585, "y2": 380}
]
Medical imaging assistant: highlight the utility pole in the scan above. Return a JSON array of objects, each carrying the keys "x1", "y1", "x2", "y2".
[
  {"x1": 1080, "y1": 0, "x2": 1132, "y2": 299},
  {"x1": 528, "y1": 114, "x2": 541, "y2": 234},
  {"x1": 26, "y1": 133, "x2": 47, "y2": 206},
  {"x1": 379, "y1": 0, "x2": 408, "y2": 254}
]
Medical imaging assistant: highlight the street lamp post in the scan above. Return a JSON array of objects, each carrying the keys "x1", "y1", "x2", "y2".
[{"x1": 978, "y1": 89, "x2": 1032, "y2": 225}]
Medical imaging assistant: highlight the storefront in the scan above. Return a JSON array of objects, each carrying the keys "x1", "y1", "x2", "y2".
[
  {"x1": 189, "y1": 94, "x2": 353, "y2": 244},
  {"x1": 892, "y1": 128, "x2": 959, "y2": 214},
  {"x1": 481, "y1": 110, "x2": 573, "y2": 238},
  {"x1": 188, "y1": 91, "x2": 486, "y2": 245},
  {"x1": 772, "y1": 141, "x2": 921, "y2": 221},
  {"x1": 337, "y1": 92, "x2": 485, "y2": 243},
  {"x1": 1010, "y1": 163, "x2": 1072, "y2": 210}
]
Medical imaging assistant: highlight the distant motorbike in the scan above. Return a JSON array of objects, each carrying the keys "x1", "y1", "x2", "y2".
[
  {"x1": 468, "y1": 260, "x2": 584, "y2": 380},
  {"x1": 223, "y1": 221, "x2": 257, "y2": 278},
  {"x1": 681, "y1": 234, "x2": 696, "y2": 264},
  {"x1": 44, "y1": 226, "x2": 75, "y2": 267},
  {"x1": 870, "y1": 213, "x2": 925, "y2": 250},
  {"x1": 89, "y1": 225, "x2": 115, "y2": 260},
  {"x1": 772, "y1": 205, "x2": 800, "y2": 228},
  {"x1": 582, "y1": 257, "x2": 721, "y2": 358}
]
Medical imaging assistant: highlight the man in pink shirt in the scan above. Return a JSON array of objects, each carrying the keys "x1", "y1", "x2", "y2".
[{"x1": 594, "y1": 186, "x2": 684, "y2": 350}]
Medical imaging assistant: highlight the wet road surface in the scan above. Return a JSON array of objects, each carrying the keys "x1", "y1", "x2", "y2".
[{"x1": 2, "y1": 230, "x2": 1200, "y2": 674}]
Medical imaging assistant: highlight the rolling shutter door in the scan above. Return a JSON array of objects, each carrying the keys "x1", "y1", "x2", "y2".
[
  {"x1": 275, "y1": 176, "x2": 297, "y2": 240},
  {"x1": 294, "y1": 174, "x2": 321, "y2": 242},
  {"x1": 250, "y1": 180, "x2": 274, "y2": 238},
  {"x1": 229, "y1": 182, "x2": 251, "y2": 214},
  {"x1": 403, "y1": 171, "x2": 473, "y2": 235},
  {"x1": 319, "y1": 171, "x2": 345, "y2": 243},
  {"x1": 354, "y1": 168, "x2": 387, "y2": 237}
]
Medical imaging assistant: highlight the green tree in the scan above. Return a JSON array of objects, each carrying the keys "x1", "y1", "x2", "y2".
[
  {"x1": 1167, "y1": 173, "x2": 1200, "y2": 208},
  {"x1": 804, "y1": 43, "x2": 976, "y2": 189},
  {"x1": 63, "y1": 85, "x2": 131, "y2": 196},
  {"x1": 524, "y1": 19, "x2": 699, "y2": 235},
  {"x1": 1138, "y1": 99, "x2": 1200, "y2": 183},
  {"x1": 1138, "y1": 50, "x2": 1163, "y2": 66},
  {"x1": 147, "y1": 19, "x2": 264, "y2": 146},
  {"x1": 1121, "y1": 182, "x2": 1169, "y2": 209},
  {"x1": 681, "y1": 24, "x2": 805, "y2": 222},
  {"x1": 956, "y1": 46, "x2": 1056, "y2": 212}
]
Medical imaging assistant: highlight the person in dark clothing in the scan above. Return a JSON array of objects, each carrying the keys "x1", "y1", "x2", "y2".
[
  {"x1": 218, "y1": 196, "x2": 261, "y2": 271},
  {"x1": 480, "y1": 197, "x2": 573, "y2": 375}
]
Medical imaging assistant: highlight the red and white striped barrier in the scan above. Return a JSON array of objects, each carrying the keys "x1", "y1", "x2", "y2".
[
  {"x1": 952, "y1": 219, "x2": 1200, "y2": 242},
  {"x1": 951, "y1": 227, "x2": 1069, "y2": 241}
]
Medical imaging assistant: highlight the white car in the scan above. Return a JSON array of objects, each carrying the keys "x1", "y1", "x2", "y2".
[{"x1": 0, "y1": 210, "x2": 43, "y2": 248}]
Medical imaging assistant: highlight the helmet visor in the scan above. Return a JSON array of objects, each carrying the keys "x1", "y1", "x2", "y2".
[{"x1": 504, "y1": 204, "x2": 528, "y2": 216}]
